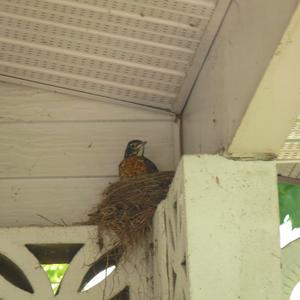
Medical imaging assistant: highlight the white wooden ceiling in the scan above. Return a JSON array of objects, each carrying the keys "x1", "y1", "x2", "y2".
[
  {"x1": 278, "y1": 116, "x2": 300, "y2": 161},
  {"x1": 0, "y1": 0, "x2": 230, "y2": 112},
  {"x1": 277, "y1": 115, "x2": 300, "y2": 183}
]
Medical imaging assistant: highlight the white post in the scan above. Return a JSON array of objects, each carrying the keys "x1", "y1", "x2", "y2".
[{"x1": 153, "y1": 155, "x2": 281, "y2": 300}]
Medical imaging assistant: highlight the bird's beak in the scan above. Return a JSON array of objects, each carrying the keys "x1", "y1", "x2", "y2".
[
  {"x1": 137, "y1": 141, "x2": 147, "y2": 148},
  {"x1": 137, "y1": 141, "x2": 147, "y2": 156}
]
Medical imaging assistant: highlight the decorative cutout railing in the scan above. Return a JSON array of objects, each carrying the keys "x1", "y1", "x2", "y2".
[
  {"x1": 0, "y1": 253, "x2": 34, "y2": 294},
  {"x1": 0, "y1": 226, "x2": 152, "y2": 300},
  {"x1": 153, "y1": 166, "x2": 188, "y2": 300}
]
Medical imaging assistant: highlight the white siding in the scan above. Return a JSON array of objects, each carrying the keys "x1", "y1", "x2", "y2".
[{"x1": 0, "y1": 81, "x2": 177, "y2": 227}]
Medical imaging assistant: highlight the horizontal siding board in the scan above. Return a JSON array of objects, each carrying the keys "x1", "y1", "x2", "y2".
[
  {"x1": 0, "y1": 82, "x2": 176, "y2": 227},
  {"x1": 0, "y1": 177, "x2": 114, "y2": 226},
  {"x1": 0, "y1": 122, "x2": 174, "y2": 178},
  {"x1": 277, "y1": 163, "x2": 300, "y2": 179},
  {"x1": 0, "y1": 82, "x2": 174, "y2": 122}
]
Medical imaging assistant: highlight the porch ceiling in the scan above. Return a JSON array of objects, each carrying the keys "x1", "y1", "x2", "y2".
[
  {"x1": 277, "y1": 116, "x2": 300, "y2": 182},
  {"x1": 0, "y1": 0, "x2": 230, "y2": 112},
  {"x1": 278, "y1": 116, "x2": 300, "y2": 161}
]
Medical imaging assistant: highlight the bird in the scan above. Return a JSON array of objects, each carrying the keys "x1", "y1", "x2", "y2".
[{"x1": 119, "y1": 140, "x2": 158, "y2": 180}]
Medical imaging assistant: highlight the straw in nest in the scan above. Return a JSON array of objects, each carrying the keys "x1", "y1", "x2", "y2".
[{"x1": 88, "y1": 171, "x2": 174, "y2": 250}]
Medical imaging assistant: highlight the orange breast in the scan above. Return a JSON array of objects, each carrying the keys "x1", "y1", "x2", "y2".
[{"x1": 119, "y1": 156, "x2": 149, "y2": 180}]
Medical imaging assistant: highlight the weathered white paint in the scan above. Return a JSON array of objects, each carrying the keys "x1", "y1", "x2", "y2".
[
  {"x1": 154, "y1": 155, "x2": 281, "y2": 299},
  {"x1": 229, "y1": 3, "x2": 300, "y2": 156},
  {"x1": 152, "y1": 202, "x2": 169, "y2": 300},
  {"x1": 0, "y1": 81, "x2": 178, "y2": 227},
  {"x1": 154, "y1": 181, "x2": 188, "y2": 299},
  {"x1": 0, "y1": 226, "x2": 153, "y2": 300},
  {"x1": 182, "y1": 0, "x2": 299, "y2": 154}
]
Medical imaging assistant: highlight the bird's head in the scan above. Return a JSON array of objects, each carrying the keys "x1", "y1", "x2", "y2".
[{"x1": 124, "y1": 140, "x2": 147, "y2": 157}]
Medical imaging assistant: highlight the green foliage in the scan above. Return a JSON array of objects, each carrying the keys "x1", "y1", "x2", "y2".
[
  {"x1": 279, "y1": 183, "x2": 300, "y2": 228},
  {"x1": 41, "y1": 264, "x2": 69, "y2": 294}
]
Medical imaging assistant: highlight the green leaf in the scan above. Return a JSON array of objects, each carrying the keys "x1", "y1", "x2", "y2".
[
  {"x1": 278, "y1": 183, "x2": 300, "y2": 228},
  {"x1": 41, "y1": 264, "x2": 69, "y2": 294}
]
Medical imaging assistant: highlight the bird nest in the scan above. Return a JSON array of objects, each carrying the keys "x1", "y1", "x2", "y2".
[{"x1": 88, "y1": 171, "x2": 174, "y2": 251}]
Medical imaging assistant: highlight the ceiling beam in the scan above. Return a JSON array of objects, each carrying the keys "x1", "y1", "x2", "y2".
[
  {"x1": 182, "y1": 0, "x2": 298, "y2": 155},
  {"x1": 228, "y1": 3, "x2": 300, "y2": 158},
  {"x1": 172, "y1": 0, "x2": 232, "y2": 113}
]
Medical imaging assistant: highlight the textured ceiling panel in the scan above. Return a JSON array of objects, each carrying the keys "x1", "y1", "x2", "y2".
[
  {"x1": 278, "y1": 117, "x2": 300, "y2": 161},
  {"x1": 0, "y1": 0, "x2": 227, "y2": 110}
]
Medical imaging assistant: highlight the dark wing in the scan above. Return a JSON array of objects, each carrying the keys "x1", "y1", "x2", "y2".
[{"x1": 143, "y1": 157, "x2": 158, "y2": 173}]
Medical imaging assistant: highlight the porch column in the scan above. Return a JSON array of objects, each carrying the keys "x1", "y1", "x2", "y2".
[{"x1": 153, "y1": 155, "x2": 281, "y2": 300}]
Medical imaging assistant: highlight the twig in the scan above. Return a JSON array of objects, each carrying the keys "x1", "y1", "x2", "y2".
[{"x1": 36, "y1": 214, "x2": 62, "y2": 226}]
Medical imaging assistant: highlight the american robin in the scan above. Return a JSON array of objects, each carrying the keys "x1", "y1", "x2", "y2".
[{"x1": 119, "y1": 140, "x2": 158, "y2": 180}]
